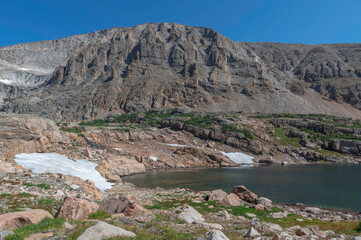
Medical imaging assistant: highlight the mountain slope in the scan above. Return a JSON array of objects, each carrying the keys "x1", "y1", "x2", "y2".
[{"x1": 1, "y1": 23, "x2": 361, "y2": 120}]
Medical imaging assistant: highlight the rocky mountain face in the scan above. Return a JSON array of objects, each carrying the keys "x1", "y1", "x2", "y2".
[{"x1": 1, "y1": 23, "x2": 361, "y2": 120}]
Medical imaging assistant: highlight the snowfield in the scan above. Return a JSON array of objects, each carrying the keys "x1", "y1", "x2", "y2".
[
  {"x1": 14, "y1": 153, "x2": 114, "y2": 191},
  {"x1": 220, "y1": 151, "x2": 254, "y2": 165},
  {"x1": 0, "y1": 79, "x2": 14, "y2": 85}
]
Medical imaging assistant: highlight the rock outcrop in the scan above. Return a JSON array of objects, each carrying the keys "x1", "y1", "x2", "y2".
[
  {"x1": 57, "y1": 197, "x2": 99, "y2": 220},
  {"x1": 0, "y1": 209, "x2": 52, "y2": 231}
]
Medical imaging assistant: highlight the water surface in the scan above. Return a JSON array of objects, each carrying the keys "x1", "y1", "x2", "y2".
[{"x1": 123, "y1": 165, "x2": 361, "y2": 211}]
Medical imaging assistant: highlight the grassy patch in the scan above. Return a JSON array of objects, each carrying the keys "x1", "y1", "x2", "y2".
[
  {"x1": 17, "y1": 193, "x2": 32, "y2": 198},
  {"x1": 23, "y1": 183, "x2": 50, "y2": 189},
  {"x1": 183, "y1": 115, "x2": 213, "y2": 128},
  {"x1": 79, "y1": 119, "x2": 106, "y2": 126},
  {"x1": 88, "y1": 210, "x2": 111, "y2": 220},
  {"x1": 66, "y1": 221, "x2": 95, "y2": 240},
  {"x1": 60, "y1": 127, "x2": 82, "y2": 134},
  {"x1": 5, "y1": 217, "x2": 65, "y2": 240},
  {"x1": 114, "y1": 113, "x2": 139, "y2": 123},
  {"x1": 261, "y1": 214, "x2": 359, "y2": 236},
  {"x1": 315, "y1": 148, "x2": 343, "y2": 157},
  {"x1": 231, "y1": 205, "x2": 282, "y2": 218},
  {"x1": 274, "y1": 127, "x2": 301, "y2": 147}
]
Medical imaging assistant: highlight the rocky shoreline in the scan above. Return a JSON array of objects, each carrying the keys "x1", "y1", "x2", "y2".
[{"x1": 0, "y1": 167, "x2": 360, "y2": 240}]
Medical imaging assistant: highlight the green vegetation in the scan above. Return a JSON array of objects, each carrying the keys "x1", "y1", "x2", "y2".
[
  {"x1": 23, "y1": 183, "x2": 50, "y2": 189},
  {"x1": 17, "y1": 193, "x2": 32, "y2": 198},
  {"x1": 38, "y1": 198, "x2": 55, "y2": 205},
  {"x1": 88, "y1": 210, "x2": 111, "y2": 220},
  {"x1": 79, "y1": 119, "x2": 106, "y2": 126},
  {"x1": 261, "y1": 214, "x2": 359, "y2": 236},
  {"x1": 274, "y1": 127, "x2": 301, "y2": 147},
  {"x1": 114, "y1": 113, "x2": 139, "y2": 123},
  {"x1": 315, "y1": 149, "x2": 342, "y2": 157},
  {"x1": 356, "y1": 221, "x2": 361, "y2": 233},
  {"x1": 60, "y1": 126, "x2": 82, "y2": 134},
  {"x1": 183, "y1": 115, "x2": 213, "y2": 128},
  {"x1": 300, "y1": 128, "x2": 361, "y2": 141},
  {"x1": 231, "y1": 205, "x2": 282, "y2": 218},
  {"x1": 5, "y1": 217, "x2": 65, "y2": 240},
  {"x1": 221, "y1": 124, "x2": 254, "y2": 139}
]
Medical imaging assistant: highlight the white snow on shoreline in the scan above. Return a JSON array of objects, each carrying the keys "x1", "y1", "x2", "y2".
[
  {"x1": 14, "y1": 153, "x2": 114, "y2": 191},
  {"x1": 220, "y1": 151, "x2": 254, "y2": 165},
  {"x1": 0, "y1": 79, "x2": 14, "y2": 85}
]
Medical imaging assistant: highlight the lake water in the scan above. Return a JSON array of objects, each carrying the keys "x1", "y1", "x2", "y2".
[{"x1": 122, "y1": 165, "x2": 361, "y2": 211}]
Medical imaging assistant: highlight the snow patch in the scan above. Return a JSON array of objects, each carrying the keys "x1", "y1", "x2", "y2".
[
  {"x1": 113, "y1": 148, "x2": 122, "y2": 151},
  {"x1": 14, "y1": 153, "x2": 114, "y2": 191},
  {"x1": 0, "y1": 79, "x2": 14, "y2": 85},
  {"x1": 166, "y1": 143, "x2": 188, "y2": 147},
  {"x1": 220, "y1": 151, "x2": 254, "y2": 165},
  {"x1": 149, "y1": 156, "x2": 158, "y2": 161}
]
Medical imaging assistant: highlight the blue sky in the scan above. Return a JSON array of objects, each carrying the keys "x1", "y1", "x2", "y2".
[{"x1": 1, "y1": 0, "x2": 361, "y2": 47}]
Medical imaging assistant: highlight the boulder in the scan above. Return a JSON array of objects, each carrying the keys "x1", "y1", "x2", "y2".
[
  {"x1": 245, "y1": 213, "x2": 257, "y2": 218},
  {"x1": 257, "y1": 197, "x2": 272, "y2": 208},
  {"x1": 269, "y1": 212, "x2": 288, "y2": 218},
  {"x1": 100, "y1": 194, "x2": 139, "y2": 214},
  {"x1": 100, "y1": 194, "x2": 153, "y2": 221},
  {"x1": 304, "y1": 207, "x2": 322, "y2": 214},
  {"x1": 0, "y1": 209, "x2": 53, "y2": 231},
  {"x1": 296, "y1": 227, "x2": 313, "y2": 236},
  {"x1": 178, "y1": 204, "x2": 205, "y2": 223},
  {"x1": 77, "y1": 221, "x2": 135, "y2": 240},
  {"x1": 207, "y1": 189, "x2": 228, "y2": 201},
  {"x1": 57, "y1": 197, "x2": 99, "y2": 220},
  {"x1": 216, "y1": 193, "x2": 242, "y2": 207},
  {"x1": 232, "y1": 185, "x2": 258, "y2": 203},
  {"x1": 0, "y1": 231, "x2": 14, "y2": 240},
  {"x1": 205, "y1": 229, "x2": 230, "y2": 240},
  {"x1": 244, "y1": 227, "x2": 260, "y2": 238}
]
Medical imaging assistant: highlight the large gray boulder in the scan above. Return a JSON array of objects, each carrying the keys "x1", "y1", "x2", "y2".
[
  {"x1": 205, "y1": 229, "x2": 230, "y2": 240},
  {"x1": 178, "y1": 204, "x2": 205, "y2": 223},
  {"x1": 77, "y1": 221, "x2": 135, "y2": 240}
]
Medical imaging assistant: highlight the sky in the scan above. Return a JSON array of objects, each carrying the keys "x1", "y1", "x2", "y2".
[{"x1": 1, "y1": 0, "x2": 361, "y2": 47}]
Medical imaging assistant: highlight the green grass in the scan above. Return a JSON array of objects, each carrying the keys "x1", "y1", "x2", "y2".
[
  {"x1": 231, "y1": 205, "x2": 282, "y2": 218},
  {"x1": 79, "y1": 119, "x2": 106, "y2": 126},
  {"x1": 38, "y1": 198, "x2": 55, "y2": 205},
  {"x1": 315, "y1": 149, "x2": 343, "y2": 157},
  {"x1": 300, "y1": 128, "x2": 361, "y2": 141},
  {"x1": 88, "y1": 210, "x2": 111, "y2": 220},
  {"x1": 5, "y1": 217, "x2": 65, "y2": 240},
  {"x1": 183, "y1": 115, "x2": 213, "y2": 128},
  {"x1": 60, "y1": 127, "x2": 82, "y2": 134},
  {"x1": 114, "y1": 128, "x2": 131, "y2": 133},
  {"x1": 260, "y1": 214, "x2": 359, "y2": 236},
  {"x1": 23, "y1": 183, "x2": 50, "y2": 189},
  {"x1": 356, "y1": 221, "x2": 361, "y2": 233},
  {"x1": 114, "y1": 113, "x2": 139, "y2": 123},
  {"x1": 274, "y1": 127, "x2": 301, "y2": 147},
  {"x1": 221, "y1": 124, "x2": 254, "y2": 139},
  {"x1": 17, "y1": 193, "x2": 32, "y2": 198}
]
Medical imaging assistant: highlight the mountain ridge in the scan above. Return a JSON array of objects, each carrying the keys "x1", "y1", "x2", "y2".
[{"x1": 1, "y1": 22, "x2": 361, "y2": 120}]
